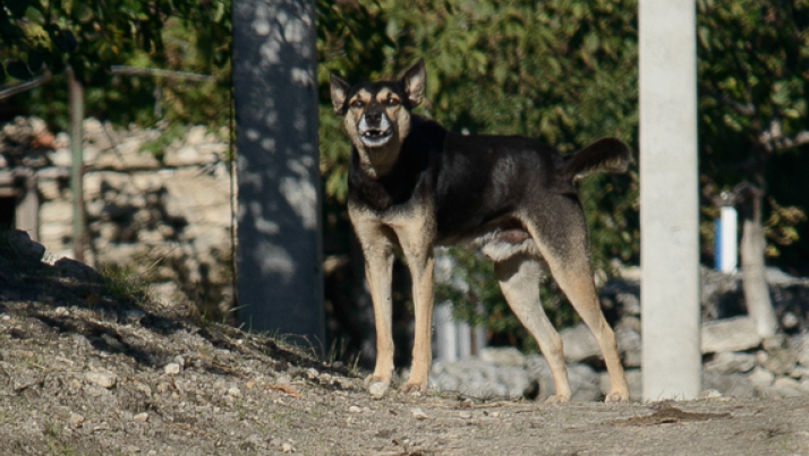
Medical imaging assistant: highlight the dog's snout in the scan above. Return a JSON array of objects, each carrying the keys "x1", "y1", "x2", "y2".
[{"x1": 365, "y1": 109, "x2": 383, "y2": 126}]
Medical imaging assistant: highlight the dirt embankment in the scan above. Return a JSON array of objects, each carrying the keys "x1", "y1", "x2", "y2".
[{"x1": 2, "y1": 229, "x2": 809, "y2": 455}]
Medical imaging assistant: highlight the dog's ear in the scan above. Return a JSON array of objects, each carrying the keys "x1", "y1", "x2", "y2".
[
  {"x1": 401, "y1": 59, "x2": 426, "y2": 107},
  {"x1": 330, "y1": 73, "x2": 350, "y2": 115}
]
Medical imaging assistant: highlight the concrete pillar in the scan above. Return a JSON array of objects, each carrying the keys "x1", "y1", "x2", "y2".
[
  {"x1": 639, "y1": 0, "x2": 701, "y2": 400},
  {"x1": 232, "y1": 0, "x2": 324, "y2": 348},
  {"x1": 434, "y1": 302, "x2": 457, "y2": 362}
]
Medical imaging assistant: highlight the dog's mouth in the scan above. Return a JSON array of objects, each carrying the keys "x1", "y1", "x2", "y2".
[{"x1": 359, "y1": 127, "x2": 394, "y2": 147}]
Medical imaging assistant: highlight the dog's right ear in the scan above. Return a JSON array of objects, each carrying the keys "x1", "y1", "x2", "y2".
[{"x1": 330, "y1": 73, "x2": 350, "y2": 115}]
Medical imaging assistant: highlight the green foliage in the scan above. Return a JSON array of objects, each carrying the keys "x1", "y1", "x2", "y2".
[
  {"x1": 1, "y1": 0, "x2": 231, "y2": 130},
  {"x1": 696, "y1": 0, "x2": 809, "y2": 263}
]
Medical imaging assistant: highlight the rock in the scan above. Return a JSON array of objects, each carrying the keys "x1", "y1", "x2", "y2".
[
  {"x1": 164, "y1": 362, "x2": 181, "y2": 375},
  {"x1": 769, "y1": 377, "x2": 805, "y2": 397},
  {"x1": 703, "y1": 371, "x2": 755, "y2": 398},
  {"x1": 615, "y1": 325, "x2": 642, "y2": 368},
  {"x1": 701, "y1": 317, "x2": 762, "y2": 354},
  {"x1": 793, "y1": 333, "x2": 809, "y2": 368},
  {"x1": 430, "y1": 360, "x2": 531, "y2": 400},
  {"x1": 479, "y1": 347, "x2": 525, "y2": 367},
  {"x1": 68, "y1": 412, "x2": 85, "y2": 428},
  {"x1": 410, "y1": 407, "x2": 429, "y2": 420},
  {"x1": 7, "y1": 230, "x2": 46, "y2": 261},
  {"x1": 705, "y1": 352, "x2": 756, "y2": 374},
  {"x1": 568, "y1": 364, "x2": 601, "y2": 402},
  {"x1": 560, "y1": 323, "x2": 600, "y2": 363},
  {"x1": 748, "y1": 366, "x2": 774, "y2": 389},
  {"x1": 600, "y1": 368, "x2": 642, "y2": 402},
  {"x1": 85, "y1": 369, "x2": 117, "y2": 389},
  {"x1": 133, "y1": 412, "x2": 149, "y2": 422}
]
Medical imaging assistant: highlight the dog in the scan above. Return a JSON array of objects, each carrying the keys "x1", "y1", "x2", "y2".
[{"x1": 330, "y1": 59, "x2": 630, "y2": 403}]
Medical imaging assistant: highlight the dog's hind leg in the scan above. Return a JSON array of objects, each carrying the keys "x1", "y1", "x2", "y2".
[
  {"x1": 494, "y1": 253, "x2": 572, "y2": 402},
  {"x1": 520, "y1": 200, "x2": 629, "y2": 403}
]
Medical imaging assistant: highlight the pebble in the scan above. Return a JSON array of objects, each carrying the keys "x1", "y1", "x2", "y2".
[
  {"x1": 54, "y1": 306, "x2": 70, "y2": 317},
  {"x1": 68, "y1": 412, "x2": 85, "y2": 428},
  {"x1": 85, "y1": 370, "x2": 117, "y2": 389},
  {"x1": 348, "y1": 405, "x2": 362, "y2": 414},
  {"x1": 133, "y1": 412, "x2": 149, "y2": 422},
  {"x1": 164, "y1": 362, "x2": 181, "y2": 375},
  {"x1": 410, "y1": 407, "x2": 429, "y2": 420}
]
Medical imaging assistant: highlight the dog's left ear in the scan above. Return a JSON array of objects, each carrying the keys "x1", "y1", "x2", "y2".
[
  {"x1": 330, "y1": 73, "x2": 350, "y2": 115},
  {"x1": 401, "y1": 59, "x2": 426, "y2": 107}
]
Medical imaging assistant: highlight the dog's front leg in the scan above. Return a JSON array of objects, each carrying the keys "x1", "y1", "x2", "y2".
[
  {"x1": 362, "y1": 239, "x2": 396, "y2": 398},
  {"x1": 396, "y1": 225, "x2": 435, "y2": 394}
]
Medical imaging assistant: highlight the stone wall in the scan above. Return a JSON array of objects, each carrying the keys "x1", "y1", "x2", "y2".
[
  {"x1": 1, "y1": 117, "x2": 233, "y2": 319},
  {"x1": 430, "y1": 267, "x2": 809, "y2": 401}
]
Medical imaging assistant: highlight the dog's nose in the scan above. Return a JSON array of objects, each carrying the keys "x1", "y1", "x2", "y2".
[{"x1": 365, "y1": 110, "x2": 382, "y2": 126}]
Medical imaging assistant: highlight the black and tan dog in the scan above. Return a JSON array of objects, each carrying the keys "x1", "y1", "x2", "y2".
[{"x1": 330, "y1": 60, "x2": 629, "y2": 402}]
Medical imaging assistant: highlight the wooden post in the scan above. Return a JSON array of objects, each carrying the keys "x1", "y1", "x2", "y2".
[
  {"x1": 232, "y1": 0, "x2": 324, "y2": 348},
  {"x1": 639, "y1": 0, "x2": 701, "y2": 400},
  {"x1": 67, "y1": 66, "x2": 87, "y2": 263}
]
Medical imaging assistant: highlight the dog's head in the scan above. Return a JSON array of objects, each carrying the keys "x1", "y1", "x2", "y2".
[{"x1": 330, "y1": 60, "x2": 426, "y2": 175}]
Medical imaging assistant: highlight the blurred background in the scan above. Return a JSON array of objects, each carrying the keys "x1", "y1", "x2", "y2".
[{"x1": 1, "y1": 0, "x2": 808, "y2": 371}]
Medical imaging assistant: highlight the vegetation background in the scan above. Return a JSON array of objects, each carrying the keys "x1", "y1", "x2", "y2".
[{"x1": 2, "y1": 0, "x2": 808, "y2": 355}]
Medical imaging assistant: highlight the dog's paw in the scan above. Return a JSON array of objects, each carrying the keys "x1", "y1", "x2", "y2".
[
  {"x1": 604, "y1": 390, "x2": 629, "y2": 403},
  {"x1": 400, "y1": 382, "x2": 426, "y2": 396},
  {"x1": 364, "y1": 375, "x2": 390, "y2": 398}
]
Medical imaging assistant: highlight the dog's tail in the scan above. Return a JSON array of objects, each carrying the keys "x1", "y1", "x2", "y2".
[{"x1": 563, "y1": 137, "x2": 631, "y2": 182}]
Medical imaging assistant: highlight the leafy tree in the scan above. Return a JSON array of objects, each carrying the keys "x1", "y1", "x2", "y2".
[
  {"x1": 0, "y1": 0, "x2": 231, "y2": 129},
  {"x1": 697, "y1": 0, "x2": 809, "y2": 335}
]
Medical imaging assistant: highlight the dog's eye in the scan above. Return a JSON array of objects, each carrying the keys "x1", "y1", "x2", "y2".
[
  {"x1": 386, "y1": 97, "x2": 400, "y2": 107},
  {"x1": 350, "y1": 99, "x2": 365, "y2": 108}
]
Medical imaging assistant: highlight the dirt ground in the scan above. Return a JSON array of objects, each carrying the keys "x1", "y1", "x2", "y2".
[{"x1": 2, "y1": 232, "x2": 809, "y2": 455}]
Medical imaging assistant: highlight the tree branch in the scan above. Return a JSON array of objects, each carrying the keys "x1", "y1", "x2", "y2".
[
  {"x1": 110, "y1": 65, "x2": 213, "y2": 82},
  {"x1": 0, "y1": 72, "x2": 52, "y2": 100}
]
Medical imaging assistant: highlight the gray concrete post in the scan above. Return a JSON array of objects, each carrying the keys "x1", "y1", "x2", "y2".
[
  {"x1": 232, "y1": 0, "x2": 324, "y2": 348},
  {"x1": 639, "y1": 0, "x2": 701, "y2": 400}
]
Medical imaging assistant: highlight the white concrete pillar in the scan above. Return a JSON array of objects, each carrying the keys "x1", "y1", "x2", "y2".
[
  {"x1": 639, "y1": 0, "x2": 701, "y2": 400},
  {"x1": 434, "y1": 302, "x2": 458, "y2": 362}
]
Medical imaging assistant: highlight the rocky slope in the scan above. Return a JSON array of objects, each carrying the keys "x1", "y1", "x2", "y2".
[{"x1": 2, "y1": 229, "x2": 809, "y2": 455}]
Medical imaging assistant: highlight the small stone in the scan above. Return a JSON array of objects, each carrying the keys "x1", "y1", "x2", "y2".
[
  {"x1": 701, "y1": 317, "x2": 762, "y2": 354},
  {"x1": 748, "y1": 366, "x2": 775, "y2": 388},
  {"x1": 410, "y1": 407, "x2": 429, "y2": 420},
  {"x1": 164, "y1": 362, "x2": 181, "y2": 375},
  {"x1": 781, "y1": 312, "x2": 799, "y2": 330},
  {"x1": 133, "y1": 412, "x2": 149, "y2": 422},
  {"x1": 348, "y1": 405, "x2": 362, "y2": 414},
  {"x1": 68, "y1": 412, "x2": 85, "y2": 428},
  {"x1": 281, "y1": 442, "x2": 295, "y2": 453},
  {"x1": 54, "y1": 307, "x2": 70, "y2": 317},
  {"x1": 368, "y1": 381, "x2": 388, "y2": 398},
  {"x1": 85, "y1": 370, "x2": 117, "y2": 389},
  {"x1": 700, "y1": 389, "x2": 723, "y2": 399},
  {"x1": 227, "y1": 385, "x2": 241, "y2": 397}
]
